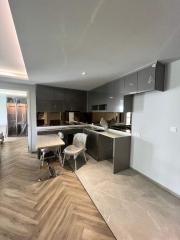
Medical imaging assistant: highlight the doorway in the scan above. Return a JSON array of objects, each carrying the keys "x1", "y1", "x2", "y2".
[
  {"x1": 0, "y1": 89, "x2": 28, "y2": 140},
  {"x1": 7, "y1": 97, "x2": 28, "y2": 137}
]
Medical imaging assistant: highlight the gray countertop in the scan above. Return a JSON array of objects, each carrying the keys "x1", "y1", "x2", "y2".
[{"x1": 37, "y1": 124, "x2": 131, "y2": 138}]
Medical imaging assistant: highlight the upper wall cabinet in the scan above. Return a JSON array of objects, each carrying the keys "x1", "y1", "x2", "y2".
[
  {"x1": 88, "y1": 85, "x2": 108, "y2": 112},
  {"x1": 36, "y1": 85, "x2": 87, "y2": 112},
  {"x1": 113, "y1": 78, "x2": 125, "y2": 112},
  {"x1": 87, "y1": 62, "x2": 165, "y2": 112},
  {"x1": 88, "y1": 78, "x2": 133, "y2": 112},
  {"x1": 113, "y1": 77, "x2": 125, "y2": 94},
  {"x1": 137, "y1": 62, "x2": 165, "y2": 93},
  {"x1": 124, "y1": 72, "x2": 138, "y2": 95}
]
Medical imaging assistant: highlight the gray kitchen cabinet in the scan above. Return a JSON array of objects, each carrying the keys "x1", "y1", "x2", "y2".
[
  {"x1": 36, "y1": 85, "x2": 87, "y2": 112},
  {"x1": 106, "y1": 82, "x2": 114, "y2": 112},
  {"x1": 36, "y1": 99, "x2": 64, "y2": 112},
  {"x1": 89, "y1": 81, "x2": 120, "y2": 112},
  {"x1": 87, "y1": 91, "x2": 93, "y2": 111},
  {"x1": 95, "y1": 78, "x2": 132, "y2": 112},
  {"x1": 137, "y1": 62, "x2": 165, "y2": 93},
  {"x1": 113, "y1": 96, "x2": 124, "y2": 112},
  {"x1": 87, "y1": 78, "x2": 133, "y2": 112},
  {"x1": 87, "y1": 62, "x2": 165, "y2": 113},
  {"x1": 84, "y1": 129, "x2": 99, "y2": 159},
  {"x1": 36, "y1": 100, "x2": 51, "y2": 112},
  {"x1": 84, "y1": 128, "x2": 131, "y2": 173},
  {"x1": 53, "y1": 87, "x2": 64, "y2": 101},
  {"x1": 36, "y1": 85, "x2": 53, "y2": 101},
  {"x1": 63, "y1": 89, "x2": 86, "y2": 112},
  {"x1": 113, "y1": 136, "x2": 131, "y2": 173},
  {"x1": 87, "y1": 90, "x2": 98, "y2": 111},
  {"x1": 111, "y1": 94, "x2": 133, "y2": 113},
  {"x1": 124, "y1": 72, "x2": 138, "y2": 94},
  {"x1": 95, "y1": 84, "x2": 109, "y2": 106},
  {"x1": 98, "y1": 84, "x2": 108, "y2": 105},
  {"x1": 88, "y1": 84, "x2": 108, "y2": 111},
  {"x1": 84, "y1": 129, "x2": 113, "y2": 161},
  {"x1": 123, "y1": 95, "x2": 133, "y2": 112},
  {"x1": 113, "y1": 77, "x2": 125, "y2": 112},
  {"x1": 113, "y1": 77, "x2": 125, "y2": 94}
]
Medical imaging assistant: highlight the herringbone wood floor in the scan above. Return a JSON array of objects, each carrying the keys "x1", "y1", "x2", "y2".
[{"x1": 0, "y1": 138, "x2": 115, "y2": 240}]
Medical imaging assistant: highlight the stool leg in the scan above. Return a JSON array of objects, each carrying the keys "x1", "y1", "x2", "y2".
[
  {"x1": 62, "y1": 154, "x2": 66, "y2": 167},
  {"x1": 58, "y1": 146, "x2": 62, "y2": 165},
  {"x1": 40, "y1": 152, "x2": 45, "y2": 167},
  {"x1": 42, "y1": 153, "x2": 45, "y2": 167},
  {"x1": 83, "y1": 152, "x2": 87, "y2": 163},
  {"x1": 74, "y1": 155, "x2": 77, "y2": 171}
]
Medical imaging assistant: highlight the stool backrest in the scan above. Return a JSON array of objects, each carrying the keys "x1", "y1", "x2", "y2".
[
  {"x1": 73, "y1": 133, "x2": 87, "y2": 148},
  {"x1": 58, "y1": 131, "x2": 64, "y2": 139}
]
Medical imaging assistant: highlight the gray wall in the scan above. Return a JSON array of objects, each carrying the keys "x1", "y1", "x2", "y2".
[{"x1": 131, "y1": 60, "x2": 180, "y2": 196}]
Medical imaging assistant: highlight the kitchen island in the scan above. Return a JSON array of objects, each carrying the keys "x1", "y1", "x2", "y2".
[{"x1": 37, "y1": 124, "x2": 131, "y2": 173}]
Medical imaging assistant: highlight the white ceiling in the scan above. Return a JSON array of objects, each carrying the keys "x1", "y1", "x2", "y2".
[
  {"x1": 3, "y1": 0, "x2": 180, "y2": 90},
  {"x1": 0, "y1": 0, "x2": 28, "y2": 80}
]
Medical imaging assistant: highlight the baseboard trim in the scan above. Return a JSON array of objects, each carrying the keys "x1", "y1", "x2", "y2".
[{"x1": 131, "y1": 167, "x2": 180, "y2": 199}]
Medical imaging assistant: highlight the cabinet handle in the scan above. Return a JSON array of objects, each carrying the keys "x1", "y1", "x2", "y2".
[{"x1": 129, "y1": 82, "x2": 134, "y2": 86}]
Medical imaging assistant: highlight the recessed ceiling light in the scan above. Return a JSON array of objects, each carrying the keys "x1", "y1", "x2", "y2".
[{"x1": 81, "y1": 71, "x2": 87, "y2": 76}]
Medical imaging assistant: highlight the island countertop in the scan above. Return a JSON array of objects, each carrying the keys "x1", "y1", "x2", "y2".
[{"x1": 37, "y1": 124, "x2": 131, "y2": 138}]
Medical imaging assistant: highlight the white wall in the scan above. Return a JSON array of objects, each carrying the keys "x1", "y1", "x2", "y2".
[
  {"x1": 0, "y1": 81, "x2": 37, "y2": 152},
  {"x1": 131, "y1": 60, "x2": 180, "y2": 196},
  {"x1": 0, "y1": 95, "x2": 7, "y2": 136}
]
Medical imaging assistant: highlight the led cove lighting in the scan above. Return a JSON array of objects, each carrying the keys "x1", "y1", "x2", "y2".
[
  {"x1": 0, "y1": 0, "x2": 28, "y2": 80},
  {"x1": 0, "y1": 70, "x2": 28, "y2": 80},
  {"x1": 0, "y1": 89, "x2": 27, "y2": 97}
]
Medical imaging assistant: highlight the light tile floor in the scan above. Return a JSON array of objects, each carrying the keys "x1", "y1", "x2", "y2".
[{"x1": 76, "y1": 156, "x2": 180, "y2": 240}]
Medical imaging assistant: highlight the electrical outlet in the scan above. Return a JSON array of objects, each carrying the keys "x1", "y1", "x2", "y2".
[
  {"x1": 133, "y1": 132, "x2": 141, "y2": 137},
  {"x1": 169, "y1": 126, "x2": 178, "y2": 133}
]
